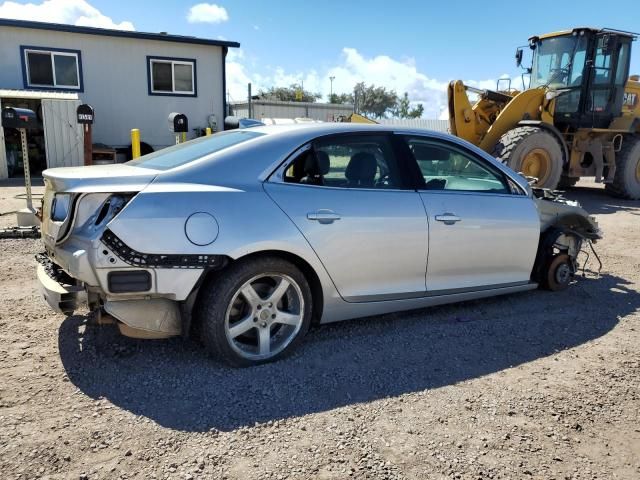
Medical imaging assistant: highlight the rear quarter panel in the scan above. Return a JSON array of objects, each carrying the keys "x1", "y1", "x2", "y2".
[{"x1": 106, "y1": 183, "x2": 341, "y2": 309}]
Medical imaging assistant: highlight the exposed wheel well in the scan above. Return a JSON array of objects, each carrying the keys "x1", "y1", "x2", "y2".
[{"x1": 189, "y1": 250, "x2": 324, "y2": 336}]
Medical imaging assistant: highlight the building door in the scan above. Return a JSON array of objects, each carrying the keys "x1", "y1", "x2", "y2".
[{"x1": 41, "y1": 99, "x2": 83, "y2": 169}]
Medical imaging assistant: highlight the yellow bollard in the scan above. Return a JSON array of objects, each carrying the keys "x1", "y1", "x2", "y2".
[
  {"x1": 181, "y1": 132, "x2": 187, "y2": 143},
  {"x1": 131, "y1": 129, "x2": 141, "y2": 159},
  {"x1": 205, "y1": 127, "x2": 212, "y2": 136}
]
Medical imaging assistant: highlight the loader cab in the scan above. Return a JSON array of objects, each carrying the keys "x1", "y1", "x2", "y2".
[{"x1": 529, "y1": 28, "x2": 634, "y2": 130}]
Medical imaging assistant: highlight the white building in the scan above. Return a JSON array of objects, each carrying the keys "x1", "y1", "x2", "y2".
[{"x1": 0, "y1": 19, "x2": 239, "y2": 179}]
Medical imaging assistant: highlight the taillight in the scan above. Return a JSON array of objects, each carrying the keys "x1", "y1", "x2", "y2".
[{"x1": 51, "y1": 193, "x2": 72, "y2": 221}]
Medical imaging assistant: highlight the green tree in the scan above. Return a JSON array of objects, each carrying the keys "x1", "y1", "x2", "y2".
[
  {"x1": 329, "y1": 93, "x2": 354, "y2": 104},
  {"x1": 353, "y1": 82, "x2": 398, "y2": 118},
  {"x1": 392, "y1": 92, "x2": 424, "y2": 119},
  {"x1": 258, "y1": 84, "x2": 322, "y2": 102}
]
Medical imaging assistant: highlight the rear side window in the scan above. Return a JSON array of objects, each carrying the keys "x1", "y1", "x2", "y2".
[
  {"x1": 284, "y1": 134, "x2": 402, "y2": 189},
  {"x1": 127, "y1": 130, "x2": 264, "y2": 170},
  {"x1": 402, "y1": 136, "x2": 510, "y2": 194}
]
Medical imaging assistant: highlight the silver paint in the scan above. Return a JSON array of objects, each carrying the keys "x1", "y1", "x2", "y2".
[{"x1": 38, "y1": 123, "x2": 572, "y2": 333}]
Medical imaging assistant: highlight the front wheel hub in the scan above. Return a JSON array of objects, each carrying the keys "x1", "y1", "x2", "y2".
[{"x1": 555, "y1": 262, "x2": 572, "y2": 285}]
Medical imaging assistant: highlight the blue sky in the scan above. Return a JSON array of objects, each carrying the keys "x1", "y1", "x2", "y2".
[{"x1": 1, "y1": 0, "x2": 639, "y2": 117}]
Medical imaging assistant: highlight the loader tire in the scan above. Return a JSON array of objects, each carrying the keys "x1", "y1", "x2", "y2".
[
  {"x1": 605, "y1": 135, "x2": 640, "y2": 200},
  {"x1": 492, "y1": 126, "x2": 563, "y2": 190}
]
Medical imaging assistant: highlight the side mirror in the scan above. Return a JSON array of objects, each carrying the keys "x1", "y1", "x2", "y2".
[{"x1": 515, "y1": 48, "x2": 524, "y2": 68}]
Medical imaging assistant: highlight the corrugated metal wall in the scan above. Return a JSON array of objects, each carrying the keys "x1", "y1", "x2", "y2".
[
  {"x1": 41, "y1": 99, "x2": 84, "y2": 168},
  {"x1": 231, "y1": 100, "x2": 354, "y2": 122},
  {"x1": 229, "y1": 101, "x2": 451, "y2": 133},
  {"x1": 377, "y1": 118, "x2": 450, "y2": 132}
]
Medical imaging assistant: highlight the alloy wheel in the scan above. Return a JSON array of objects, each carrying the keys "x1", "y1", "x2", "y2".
[{"x1": 224, "y1": 273, "x2": 304, "y2": 361}]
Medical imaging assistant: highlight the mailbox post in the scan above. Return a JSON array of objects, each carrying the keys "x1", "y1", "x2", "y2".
[
  {"x1": 77, "y1": 104, "x2": 95, "y2": 166},
  {"x1": 168, "y1": 112, "x2": 188, "y2": 144},
  {"x1": 1, "y1": 107, "x2": 38, "y2": 226}
]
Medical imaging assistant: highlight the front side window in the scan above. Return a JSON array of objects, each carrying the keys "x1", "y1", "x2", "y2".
[
  {"x1": 530, "y1": 35, "x2": 588, "y2": 88},
  {"x1": 148, "y1": 57, "x2": 196, "y2": 96},
  {"x1": 22, "y1": 47, "x2": 81, "y2": 90},
  {"x1": 615, "y1": 42, "x2": 630, "y2": 85},
  {"x1": 593, "y1": 37, "x2": 613, "y2": 86},
  {"x1": 284, "y1": 134, "x2": 402, "y2": 189},
  {"x1": 403, "y1": 137, "x2": 511, "y2": 194}
]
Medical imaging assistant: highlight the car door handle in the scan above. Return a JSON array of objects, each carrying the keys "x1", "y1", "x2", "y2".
[
  {"x1": 435, "y1": 213, "x2": 461, "y2": 225},
  {"x1": 307, "y1": 210, "x2": 341, "y2": 224}
]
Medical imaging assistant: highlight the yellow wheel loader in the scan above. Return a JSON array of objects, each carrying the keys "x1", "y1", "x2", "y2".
[{"x1": 449, "y1": 27, "x2": 640, "y2": 199}]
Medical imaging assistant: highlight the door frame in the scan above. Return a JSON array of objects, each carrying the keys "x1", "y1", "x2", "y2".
[{"x1": 0, "y1": 98, "x2": 7, "y2": 179}]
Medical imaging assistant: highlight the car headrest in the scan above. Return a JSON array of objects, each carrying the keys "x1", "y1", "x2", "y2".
[
  {"x1": 315, "y1": 151, "x2": 330, "y2": 175},
  {"x1": 345, "y1": 152, "x2": 377, "y2": 183},
  {"x1": 303, "y1": 150, "x2": 331, "y2": 176},
  {"x1": 411, "y1": 144, "x2": 450, "y2": 162}
]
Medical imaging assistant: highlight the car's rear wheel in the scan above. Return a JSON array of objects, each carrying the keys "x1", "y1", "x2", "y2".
[{"x1": 197, "y1": 257, "x2": 312, "y2": 367}]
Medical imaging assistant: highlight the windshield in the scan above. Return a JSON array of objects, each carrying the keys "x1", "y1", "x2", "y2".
[
  {"x1": 127, "y1": 130, "x2": 264, "y2": 170},
  {"x1": 530, "y1": 35, "x2": 588, "y2": 88}
]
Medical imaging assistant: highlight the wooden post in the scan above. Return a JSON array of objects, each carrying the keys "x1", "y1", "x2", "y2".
[{"x1": 83, "y1": 124, "x2": 93, "y2": 166}]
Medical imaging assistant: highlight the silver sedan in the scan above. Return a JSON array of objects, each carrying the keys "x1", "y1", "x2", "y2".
[{"x1": 37, "y1": 124, "x2": 600, "y2": 366}]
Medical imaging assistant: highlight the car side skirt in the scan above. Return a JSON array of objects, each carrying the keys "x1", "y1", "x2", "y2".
[{"x1": 319, "y1": 282, "x2": 537, "y2": 324}]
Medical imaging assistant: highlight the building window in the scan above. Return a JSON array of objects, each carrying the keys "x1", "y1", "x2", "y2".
[
  {"x1": 21, "y1": 46, "x2": 82, "y2": 90},
  {"x1": 147, "y1": 57, "x2": 197, "y2": 96}
]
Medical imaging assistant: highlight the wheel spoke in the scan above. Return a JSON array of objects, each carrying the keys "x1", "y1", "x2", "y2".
[
  {"x1": 274, "y1": 310, "x2": 300, "y2": 326},
  {"x1": 267, "y1": 278, "x2": 290, "y2": 305},
  {"x1": 228, "y1": 315, "x2": 256, "y2": 339},
  {"x1": 241, "y1": 284, "x2": 262, "y2": 308},
  {"x1": 258, "y1": 326, "x2": 271, "y2": 355}
]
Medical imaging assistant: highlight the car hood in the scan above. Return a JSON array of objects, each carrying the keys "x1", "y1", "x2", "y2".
[{"x1": 42, "y1": 164, "x2": 161, "y2": 193}]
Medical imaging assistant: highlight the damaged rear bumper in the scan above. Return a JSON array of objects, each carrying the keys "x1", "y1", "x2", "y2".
[{"x1": 36, "y1": 261, "x2": 86, "y2": 315}]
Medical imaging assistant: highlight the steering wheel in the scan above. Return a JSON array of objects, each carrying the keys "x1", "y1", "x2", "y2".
[{"x1": 549, "y1": 66, "x2": 570, "y2": 85}]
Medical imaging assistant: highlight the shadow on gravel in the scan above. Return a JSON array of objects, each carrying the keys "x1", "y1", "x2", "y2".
[
  {"x1": 563, "y1": 186, "x2": 640, "y2": 216},
  {"x1": 59, "y1": 272, "x2": 639, "y2": 432}
]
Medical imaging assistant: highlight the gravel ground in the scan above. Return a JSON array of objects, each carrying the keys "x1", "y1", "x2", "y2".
[{"x1": 0, "y1": 180, "x2": 639, "y2": 479}]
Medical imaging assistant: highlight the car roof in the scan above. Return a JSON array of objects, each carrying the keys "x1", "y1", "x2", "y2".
[
  {"x1": 156, "y1": 121, "x2": 531, "y2": 194},
  {"x1": 248, "y1": 122, "x2": 422, "y2": 136}
]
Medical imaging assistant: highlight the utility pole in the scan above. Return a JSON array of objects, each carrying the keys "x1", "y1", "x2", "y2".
[
  {"x1": 248, "y1": 82, "x2": 252, "y2": 118},
  {"x1": 329, "y1": 76, "x2": 335, "y2": 101}
]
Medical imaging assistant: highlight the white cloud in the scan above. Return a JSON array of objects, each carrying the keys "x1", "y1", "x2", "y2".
[
  {"x1": 226, "y1": 47, "x2": 502, "y2": 119},
  {"x1": 0, "y1": 0, "x2": 134, "y2": 30},
  {"x1": 187, "y1": 3, "x2": 228, "y2": 24}
]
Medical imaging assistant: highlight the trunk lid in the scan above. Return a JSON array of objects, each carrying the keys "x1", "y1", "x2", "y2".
[
  {"x1": 42, "y1": 164, "x2": 160, "y2": 193},
  {"x1": 41, "y1": 164, "x2": 160, "y2": 247}
]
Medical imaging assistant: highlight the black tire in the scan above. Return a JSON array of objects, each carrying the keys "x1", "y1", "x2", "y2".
[
  {"x1": 196, "y1": 256, "x2": 312, "y2": 367},
  {"x1": 558, "y1": 175, "x2": 579, "y2": 190},
  {"x1": 492, "y1": 126, "x2": 564, "y2": 189},
  {"x1": 605, "y1": 135, "x2": 640, "y2": 200},
  {"x1": 541, "y1": 253, "x2": 572, "y2": 291}
]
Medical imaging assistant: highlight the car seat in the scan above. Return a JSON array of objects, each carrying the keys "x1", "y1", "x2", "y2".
[
  {"x1": 300, "y1": 151, "x2": 330, "y2": 186},
  {"x1": 344, "y1": 152, "x2": 377, "y2": 188}
]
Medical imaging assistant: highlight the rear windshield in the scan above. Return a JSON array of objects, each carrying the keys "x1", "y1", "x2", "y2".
[{"x1": 127, "y1": 130, "x2": 264, "y2": 170}]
